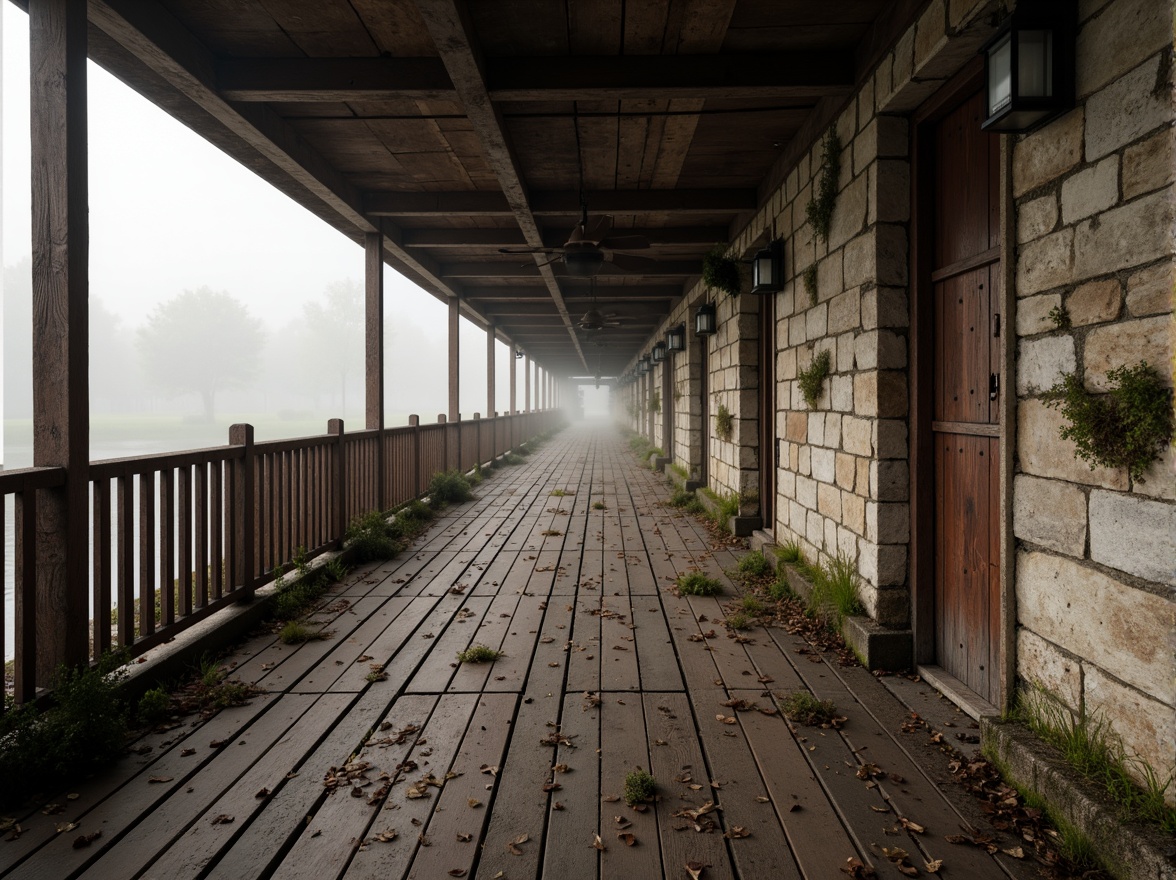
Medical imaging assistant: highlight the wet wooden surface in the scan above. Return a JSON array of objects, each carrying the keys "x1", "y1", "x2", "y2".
[{"x1": 1, "y1": 426, "x2": 1020, "y2": 880}]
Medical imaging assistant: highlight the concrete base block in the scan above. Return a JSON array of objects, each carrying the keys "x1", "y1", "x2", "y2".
[
  {"x1": 730, "y1": 515, "x2": 761, "y2": 537},
  {"x1": 666, "y1": 468, "x2": 702, "y2": 493},
  {"x1": 842, "y1": 615, "x2": 912, "y2": 672},
  {"x1": 648, "y1": 453, "x2": 668, "y2": 472},
  {"x1": 982, "y1": 720, "x2": 1176, "y2": 880}
]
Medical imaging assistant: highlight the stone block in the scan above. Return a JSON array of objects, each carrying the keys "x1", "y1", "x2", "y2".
[
  {"x1": 836, "y1": 332, "x2": 856, "y2": 372},
  {"x1": 830, "y1": 374, "x2": 854, "y2": 412},
  {"x1": 1017, "y1": 628, "x2": 1082, "y2": 708},
  {"x1": 1017, "y1": 335, "x2": 1076, "y2": 396},
  {"x1": 842, "y1": 491, "x2": 866, "y2": 535},
  {"x1": 948, "y1": 0, "x2": 987, "y2": 28},
  {"x1": 817, "y1": 482, "x2": 842, "y2": 518},
  {"x1": 1060, "y1": 155, "x2": 1119, "y2": 226},
  {"x1": 1123, "y1": 127, "x2": 1174, "y2": 200},
  {"x1": 1016, "y1": 293, "x2": 1063, "y2": 337},
  {"x1": 1085, "y1": 54, "x2": 1172, "y2": 161},
  {"x1": 1017, "y1": 194, "x2": 1058, "y2": 244},
  {"x1": 870, "y1": 460, "x2": 910, "y2": 502},
  {"x1": 871, "y1": 585, "x2": 911, "y2": 627},
  {"x1": 1084, "y1": 665, "x2": 1176, "y2": 788},
  {"x1": 777, "y1": 346, "x2": 797, "y2": 381},
  {"x1": 862, "y1": 287, "x2": 909, "y2": 329},
  {"x1": 785, "y1": 411, "x2": 808, "y2": 443},
  {"x1": 1125, "y1": 259, "x2": 1173, "y2": 317},
  {"x1": 1083, "y1": 316, "x2": 1171, "y2": 391},
  {"x1": 828, "y1": 288, "x2": 862, "y2": 335},
  {"x1": 856, "y1": 458, "x2": 871, "y2": 493},
  {"x1": 853, "y1": 119, "x2": 878, "y2": 176},
  {"x1": 1016, "y1": 228, "x2": 1074, "y2": 296},
  {"x1": 818, "y1": 252, "x2": 844, "y2": 302},
  {"x1": 807, "y1": 412, "x2": 826, "y2": 446},
  {"x1": 1075, "y1": 0, "x2": 1172, "y2": 98},
  {"x1": 1013, "y1": 108, "x2": 1084, "y2": 197},
  {"x1": 1074, "y1": 190, "x2": 1175, "y2": 283},
  {"x1": 866, "y1": 501, "x2": 910, "y2": 544},
  {"x1": 875, "y1": 159, "x2": 911, "y2": 223},
  {"x1": 811, "y1": 447, "x2": 837, "y2": 483},
  {"x1": 805, "y1": 303, "x2": 828, "y2": 339},
  {"x1": 843, "y1": 233, "x2": 874, "y2": 289},
  {"x1": 876, "y1": 115, "x2": 908, "y2": 157},
  {"x1": 835, "y1": 452, "x2": 856, "y2": 490},
  {"x1": 913, "y1": 0, "x2": 947, "y2": 74},
  {"x1": 789, "y1": 313, "x2": 807, "y2": 346},
  {"x1": 1066, "y1": 278, "x2": 1121, "y2": 327},
  {"x1": 828, "y1": 171, "x2": 868, "y2": 252},
  {"x1": 891, "y1": 27, "x2": 914, "y2": 90},
  {"x1": 1133, "y1": 442, "x2": 1176, "y2": 501},
  {"x1": 1017, "y1": 400, "x2": 1129, "y2": 490},
  {"x1": 1012, "y1": 474, "x2": 1088, "y2": 556},
  {"x1": 876, "y1": 224, "x2": 909, "y2": 286},
  {"x1": 824, "y1": 413, "x2": 842, "y2": 447},
  {"x1": 874, "y1": 419, "x2": 908, "y2": 460},
  {"x1": 843, "y1": 416, "x2": 872, "y2": 456},
  {"x1": 1016, "y1": 550, "x2": 1172, "y2": 697},
  {"x1": 857, "y1": 79, "x2": 876, "y2": 132},
  {"x1": 1089, "y1": 489, "x2": 1176, "y2": 584},
  {"x1": 795, "y1": 474, "x2": 817, "y2": 509}
]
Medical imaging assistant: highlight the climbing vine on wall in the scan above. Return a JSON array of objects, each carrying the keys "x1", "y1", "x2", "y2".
[
  {"x1": 702, "y1": 245, "x2": 742, "y2": 298},
  {"x1": 805, "y1": 129, "x2": 842, "y2": 244},
  {"x1": 797, "y1": 349, "x2": 832, "y2": 410},
  {"x1": 715, "y1": 403, "x2": 734, "y2": 441}
]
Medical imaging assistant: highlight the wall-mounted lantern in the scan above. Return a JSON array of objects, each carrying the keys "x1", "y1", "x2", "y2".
[
  {"x1": 514, "y1": 348, "x2": 524, "y2": 359},
  {"x1": 751, "y1": 239, "x2": 784, "y2": 293},
  {"x1": 694, "y1": 302, "x2": 717, "y2": 337},
  {"x1": 651, "y1": 341, "x2": 667, "y2": 364},
  {"x1": 637, "y1": 355, "x2": 651, "y2": 375},
  {"x1": 666, "y1": 323, "x2": 686, "y2": 353},
  {"x1": 980, "y1": 1, "x2": 1074, "y2": 132}
]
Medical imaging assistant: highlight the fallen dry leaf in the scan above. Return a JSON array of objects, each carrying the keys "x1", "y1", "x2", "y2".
[
  {"x1": 618, "y1": 831, "x2": 637, "y2": 846},
  {"x1": 448, "y1": 870, "x2": 466, "y2": 877},
  {"x1": 71, "y1": 830, "x2": 101, "y2": 849},
  {"x1": 591, "y1": 833, "x2": 606, "y2": 851},
  {"x1": 456, "y1": 832, "x2": 472, "y2": 842},
  {"x1": 925, "y1": 859, "x2": 943, "y2": 873},
  {"x1": 210, "y1": 814, "x2": 234, "y2": 826},
  {"x1": 723, "y1": 825, "x2": 750, "y2": 839},
  {"x1": 148, "y1": 776, "x2": 174, "y2": 784},
  {"x1": 685, "y1": 860, "x2": 706, "y2": 879},
  {"x1": 468, "y1": 798, "x2": 482, "y2": 808}
]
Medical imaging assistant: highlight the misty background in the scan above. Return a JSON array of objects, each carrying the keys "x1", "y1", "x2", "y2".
[{"x1": 1, "y1": 3, "x2": 534, "y2": 471}]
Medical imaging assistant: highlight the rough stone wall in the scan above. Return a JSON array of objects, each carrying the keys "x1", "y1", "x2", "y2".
[{"x1": 1011, "y1": 0, "x2": 1175, "y2": 787}]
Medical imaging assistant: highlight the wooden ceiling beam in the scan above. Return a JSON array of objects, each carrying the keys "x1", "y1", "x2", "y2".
[
  {"x1": 365, "y1": 188, "x2": 756, "y2": 216},
  {"x1": 440, "y1": 261, "x2": 699, "y2": 279},
  {"x1": 402, "y1": 225, "x2": 728, "y2": 248},
  {"x1": 213, "y1": 52, "x2": 852, "y2": 102},
  {"x1": 413, "y1": 0, "x2": 588, "y2": 372},
  {"x1": 466, "y1": 284, "x2": 681, "y2": 302},
  {"x1": 480, "y1": 301, "x2": 669, "y2": 317}
]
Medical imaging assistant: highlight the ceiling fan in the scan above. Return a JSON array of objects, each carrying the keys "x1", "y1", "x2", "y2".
[
  {"x1": 575, "y1": 278, "x2": 622, "y2": 331},
  {"x1": 499, "y1": 205, "x2": 655, "y2": 277}
]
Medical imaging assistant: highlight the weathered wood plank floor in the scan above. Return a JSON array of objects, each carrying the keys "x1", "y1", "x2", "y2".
[{"x1": 1, "y1": 425, "x2": 1021, "y2": 880}]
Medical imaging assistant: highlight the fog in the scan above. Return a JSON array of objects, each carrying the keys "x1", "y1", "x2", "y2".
[{"x1": 1, "y1": 4, "x2": 523, "y2": 469}]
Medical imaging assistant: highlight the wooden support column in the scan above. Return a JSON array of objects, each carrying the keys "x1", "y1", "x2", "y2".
[
  {"x1": 364, "y1": 232, "x2": 385, "y2": 508},
  {"x1": 509, "y1": 347, "x2": 517, "y2": 414},
  {"x1": 524, "y1": 354, "x2": 531, "y2": 412},
  {"x1": 486, "y1": 325, "x2": 496, "y2": 417},
  {"x1": 30, "y1": 0, "x2": 89, "y2": 682},
  {"x1": 448, "y1": 296, "x2": 460, "y2": 422}
]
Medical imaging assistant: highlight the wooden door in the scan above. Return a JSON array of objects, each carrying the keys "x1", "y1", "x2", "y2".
[
  {"x1": 758, "y1": 294, "x2": 776, "y2": 533},
  {"x1": 929, "y1": 89, "x2": 1001, "y2": 703},
  {"x1": 698, "y1": 337, "x2": 709, "y2": 483}
]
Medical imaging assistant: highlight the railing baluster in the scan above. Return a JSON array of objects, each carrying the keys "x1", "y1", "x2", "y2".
[
  {"x1": 93, "y1": 478, "x2": 112, "y2": 659},
  {"x1": 178, "y1": 465, "x2": 192, "y2": 618},
  {"x1": 15, "y1": 489, "x2": 38, "y2": 703},
  {"x1": 117, "y1": 475, "x2": 134, "y2": 646},
  {"x1": 212, "y1": 460, "x2": 224, "y2": 600},
  {"x1": 159, "y1": 468, "x2": 174, "y2": 628},
  {"x1": 196, "y1": 462, "x2": 208, "y2": 608},
  {"x1": 140, "y1": 472, "x2": 156, "y2": 637}
]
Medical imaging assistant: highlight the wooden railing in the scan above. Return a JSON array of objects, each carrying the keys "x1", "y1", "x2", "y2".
[{"x1": 2, "y1": 410, "x2": 558, "y2": 707}]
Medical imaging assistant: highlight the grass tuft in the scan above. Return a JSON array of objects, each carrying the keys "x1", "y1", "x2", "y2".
[
  {"x1": 676, "y1": 572, "x2": 723, "y2": 596},
  {"x1": 456, "y1": 644, "x2": 501, "y2": 664},
  {"x1": 279, "y1": 621, "x2": 330, "y2": 645},
  {"x1": 780, "y1": 692, "x2": 838, "y2": 726},
  {"x1": 735, "y1": 551, "x2": 771, "y2": 578},
  {"x1": 623, "y1": 769, "x2": 656, "y2": 806},
  {"x1": 426, "y1": 470, "x2": 475, "y2": 507}
]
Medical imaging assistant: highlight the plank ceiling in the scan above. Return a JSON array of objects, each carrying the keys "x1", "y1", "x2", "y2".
[{"x1": 66, "y1": 0, "x2": 921, "y2": 378}]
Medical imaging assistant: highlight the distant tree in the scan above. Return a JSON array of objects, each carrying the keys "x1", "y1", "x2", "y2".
[
  {"x1": 136, "y1": 287, "x2": 264, "y2": 421},
  {"x1": 293, "y1": 279, "x2": 364, "y2": 416}
]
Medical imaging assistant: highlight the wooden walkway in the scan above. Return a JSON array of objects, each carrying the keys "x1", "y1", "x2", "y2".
[{"x1": 1, "y1": 426, "x2": 1026, "y2": 880}]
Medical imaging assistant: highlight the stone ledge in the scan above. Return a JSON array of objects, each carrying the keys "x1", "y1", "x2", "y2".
[
  {"x1": 648, "y1": 453, "x2": 669, "y2": 472},
  {"x1": 981, "y1": 720, "x2": 1176, "y2": 880},
  {"x1": 695, "y1": 488, "x2": 760, "y2": 536},
  {"x1": 666, "y1": 467, "x2": 703, "y2": 493}
]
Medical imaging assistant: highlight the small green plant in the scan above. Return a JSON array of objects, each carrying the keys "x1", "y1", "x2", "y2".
[
  {"x1": 323, "y1": 557, "x2": 349, "y2": 584},
  {"x1": 1048, "y1": 303, "x2": 1072, "y2": 330},
  {"x1": 805, "y1": 128, "x2": 842, "y2": 243},
  {"x1": 345, "y1": 510, "x2": 402, "y2": 563},
  {"x1": 807, "y1": 551, "x2": 864, "y2": 625},
  {"x1": 803, "y1": 263, "x2": 818, "y2": 306},
  {"x1": 471, "y1": 462, "x2": 485, "y2": 484},
  {"x1": 0, "y1": 652, "x2": 129, "y2": 804},
  {"x1": 715, "y1": 492, "x2": 740, "y2": 523},
  {"x1": 702, "y1": 244, "x2": 742, "y2": 298},
  {"x1": 427, "y1": 469, "x2": 475, "y2": 507},
  {"x1": 736, "y1": 551, "x2": 771, "y2": 578},
  {"x1": 549, "y1": 488, "x2": 570, "y2": 497},
  {"x1": 714, "y1": 404, "x2": 734, "y2": 441},
  {"x1": 399, "y1": 499, "x2": 435, "y2": 525},
  {"x1": 776, "y1": 541, "x2": 802, "y2": 564},
  {"x1": 780, "y1": 691, "x2": 838, "y2": 726},
  {"x1": 500, "y1": 452, "x2": 524, "y2": 466},
  {"x1": 725, "y1": 611, "x2": 751, "y2": 630},
  {"x1": 592, "y1": 501, "x2": 607, "y2": 510},
  {"x1": 456, "y1": 645, "x2": 501, "y2": 664},
  {"x1": 190, "y1": 657, "x2": 263, "y2": 712},
  {"x1": 670, "y1": 462, "x2": 689, "y2": 480},
  {"x1": 648, "y1": 390, "x2": 661, "y2": 415},
  {"x1": 1018, "y1": 686, "x2": 1176, "y2": 833},
  {"x1": 280, "y1": 621, "x2": 330, "y2": 645},
  {"x1": 767, "y1": 572, "x2": 795, "y2": 601},
  {"x1": 137, "y1": 686, "x2": 171, "y2": 725},
  {"x1": 797, "y1": 348, "x2": 832, "y2": 409},
  {"x1": 740, "y1": 594, "x2": 765, "y2": 615},
  {"x1": 676, "y1": 572, "x2": 723, "y2": 596},
  {"x1": 666, "y1": 488, "x2": 705, "y2": 515},
  {"x1": 623, "y1": 769, "x2": 656, "y2": 806},
  {"x1": 1043, "y1": 362, "x2": 1173, "y2": 482}
]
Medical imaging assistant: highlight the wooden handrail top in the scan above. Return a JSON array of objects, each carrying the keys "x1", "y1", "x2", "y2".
[
  {"x1": 89, "y1": 444, "x2": 245, "y2": 479},
  {"x1": 0, "y1": 465, "x2": 68, "y2": 493}
]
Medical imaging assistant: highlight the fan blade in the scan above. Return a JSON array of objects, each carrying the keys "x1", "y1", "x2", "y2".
[
  {"x1": 579, "y1": 214, "x2": 613, "y2": 245},
  {"x1": 534, "y1": 255, "x2": 564, "y2": 269},
  {"x1": 599, "y1": 234, "x2": 649, "y2": 250},
  {"x1": 606, "y1": 252, "x2": 657, "y2": 271},
  {"x1": 499, "y1": 246, "x2": 562, "y2": 255}
]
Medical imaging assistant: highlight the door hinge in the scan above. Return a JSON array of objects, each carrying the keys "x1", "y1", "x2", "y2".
[
  {"x1": 993, "y1": 313, "x2": 1001, "y2": 337},
  {"x1": 989, "y1": 372, "x2": 1000, "y2": 400},
  {"x1": 775, "y1": 440, "x2": 781, "y2": 469}
]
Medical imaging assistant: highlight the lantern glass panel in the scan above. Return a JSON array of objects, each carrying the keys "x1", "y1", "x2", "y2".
[
  {"x1": 987, "y1": 32, "x2": 1012, "y2": 117},
  {"x1": 1018, "y1": 30, "x2": 1052, "y2": 98}
]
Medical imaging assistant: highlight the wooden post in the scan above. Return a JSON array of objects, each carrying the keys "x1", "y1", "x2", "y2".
[
  {"x1": 365, "y1": 231, "x2": 385, "y2": 510},
  {"x1": 524, "y1": 354, "x2": 531, "y2": 412},
  {"x1": 30, "y1": 0, "x2": 89, "y2": 681},
  {"x1": 509, "y1": 346, "x2": 517, "y2": 414},
  {"x1": 486, "y1": 325, "x2": 496, "y2": 420},
  {"x1": 229, "y1": 424, "x2": 255, "y2": 601},
  {"x1": 448, "y1": 296, "x2": 460, "y2": 422},
  {"x1": 329, "y1": 419, "x2": 346, "y2": 550},
  {"x1": 409, "y1": 414, "x2": 421, "y2": 497}
]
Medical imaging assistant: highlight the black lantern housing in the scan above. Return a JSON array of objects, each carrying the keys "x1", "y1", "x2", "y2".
[
  {"x1": 979, "y1": 2, "x2": 1075, "y2": 133},
  {"x1": 694, "y1": 302, "x2": 717, "y2": 337},
  {"x1": 666, "y1": 323, "x2": 686, "y2": 352},
  {"x1": 751, "y1": 239, "x2": 784, "y2": 293},
  {"x1": 637, "y1": 355, "x2": 650, "y2": 375},
  {"x1": 515, "y1": 348, "x2": 524, "y2": 359},
  {"x1": 651, "y1": 341, "x2": 667, "y2": 364}
]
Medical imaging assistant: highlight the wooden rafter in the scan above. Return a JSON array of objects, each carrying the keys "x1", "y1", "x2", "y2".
[{"x1": 363, "y1": 188, "x2": 757, "y2": 217}]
